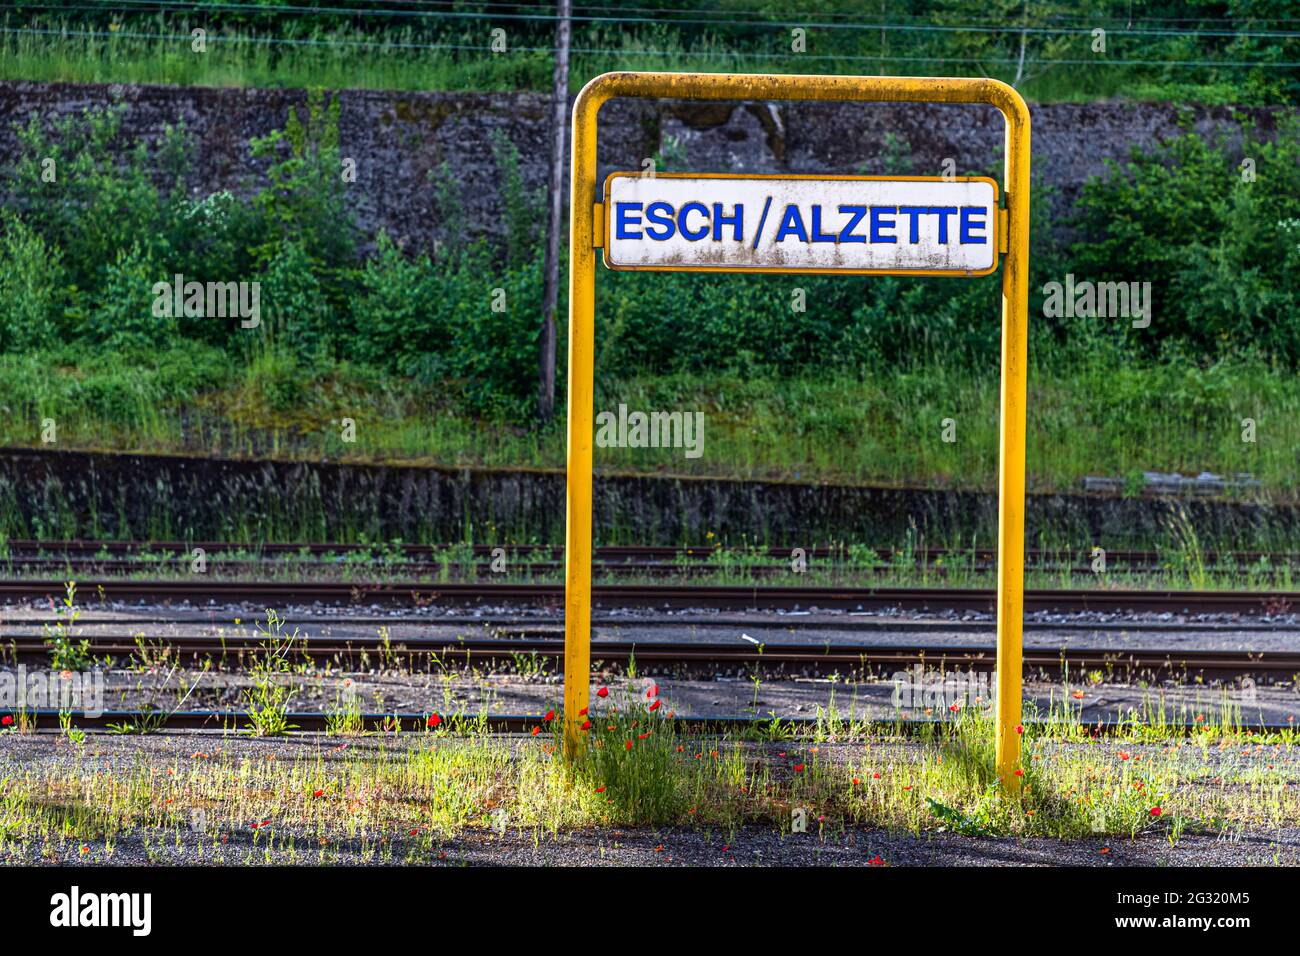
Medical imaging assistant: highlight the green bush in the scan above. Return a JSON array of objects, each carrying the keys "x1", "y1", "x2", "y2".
[
  {"x1": 349, "y1": 232, "x2": 544, "y2": 420},
  {"x1": 256, "y1": 238, "x2": 330, "y2": 361},
  {"x1": 1071, "y1": 117, "x2": 1300, "y2": 360},
  {"x1": 168, "y1": 190, "x2": 268, "y2": 347},
  {"x1": 349, "y1": 230, "x2": 447, "y2": 374},
  {"x1": 8, "y1": 107, "x2": 187, "y2": 295},
  {"x1": 446, "y1": 253, "x2": 544, "y2": 421},
  {"x1": 0, "y1": 213, "x2": 67, "y2": 351},
  {"x1": 249, "y1": 91, "x2": 357, "y2": 318},
  {"x1": 89, "y1": 242, "x2": 175, "y2": 347}
]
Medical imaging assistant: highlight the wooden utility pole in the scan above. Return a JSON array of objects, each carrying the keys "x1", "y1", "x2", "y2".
[{"x1": 538, "y1": 0, "x2": 572, "y2": 423}]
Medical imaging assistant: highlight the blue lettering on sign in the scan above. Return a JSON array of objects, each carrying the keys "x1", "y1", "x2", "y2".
[
  {"x1": 897, "y1": 205, "x2": 927, "y2": 244},
  {"x1": 774, "y1": 204, "x2": 809, "y2": 243},
  {"x1": 869, "y1": 206, "x2": 897, "y2": 244},
  {"x1": 678, "y1": 201, "x2": 710, "y2": 241},
  {"x1": 644, "y1": 201, "x2": 676, "y2": 240},
  {"x1": 932, "y1": 206, "x2": 958, "y2": 244},
  {"x1": 615, "y1": 202, "x2": 643, "y2": 239},
  {"x1": 837, "y1": 205, "x2": 867, "y2": 243},
  {"x1": 713, "y1": 203, "x2": 743, "y2": 241},
  {"x1": 960, "y1": 206, "x2": 987, "y2": 244},
  {"x1": 611, "y1": 195, "x2": 992, "y2": 249},
  {"x1": 810, "y1": 205, "x2": 838, "y2": 243}
]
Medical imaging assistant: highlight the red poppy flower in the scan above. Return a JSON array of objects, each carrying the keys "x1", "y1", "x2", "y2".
[
  {"x1": 409, "y1": 828, "x2": 418, "y2": 836},
  {"x1": 647, "y1": 684, "x2": 659, "y2": 698},
  {"x1": 852, "y1": 777, "x2": 860, "y2": 786},
  {"x1": 1015, "y1": 724, "x2": 1024, "y2": 735},
  {"x1": 581, "y1": 720, "x2": 592, "y2": 731},
  {"x1": 594, "y1": 785, "x2": 606, "y2": 793},
  {"x1": 531, "y1": 726, "x2": 541, "y2": 736},
  {"x1": 543, "y1": 710, "x2": 556, "y2": 722},
  {"x1": 578, "y1": 707, "x2": 588, "y2": 716},
  {"x1": 596, "y1": 687, "x2": 609, "y2": 698},
  {"x1": 793, "y1": 763, "x2": 805, "y2": 773},
  {"x1": 872, "y1": 771, "x2": 881, "y2": 779},
  {"x1": 0, "y1": 715, "x2": 12, "y2": 726},
  {"x1": 868, "y1": 855, "x2": 886, "y2": 866},
  {"x1": 649, "y1": 699, "x2": 662, "y2": 712},
  {"x1": 638, "y1": 731, "x2": 651, "y2": 740},
  {"x1": 625, "y1": 740, "x2": 633, "y2": 750},
  {"x1": 1149, "y1": 806, "x2": 1162, "y2": 817},
  {"x1": 427, "y1": 713, "x2": 442, "y2": 729},
  {"x1": 312, "y1": 789, "x2": 324, "y2": 798},
  {"x1": 1013, "y1": 769, "x2": 1024, "y2": 777}
]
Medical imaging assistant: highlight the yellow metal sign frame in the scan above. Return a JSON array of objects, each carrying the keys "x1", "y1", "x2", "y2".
[
  {"x1": 563, "y1": 71, "x2": 1031, "y2": 790},
  {"x1": 600, "y1": 172, "x2": 1003, "y2": 277}
]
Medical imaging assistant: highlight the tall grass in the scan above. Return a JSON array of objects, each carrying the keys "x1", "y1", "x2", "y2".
[
  {"x1": 0, "y1": 346, "x2": 1294, "y2": 496},
  {"x1": 0, "y1": 15, "x2": 1284, "y2": 104}
]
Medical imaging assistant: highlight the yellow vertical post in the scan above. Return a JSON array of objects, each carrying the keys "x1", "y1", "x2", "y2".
[
  {"x1": 562, "y1": 73, "x2": 1030, "y2": 781},
  {"x1": 994, "y1": 86, "x2": 1032, "y2": 792},
  {"x1": 562, "y1": 81, "x2": 604, "y2": 754}
]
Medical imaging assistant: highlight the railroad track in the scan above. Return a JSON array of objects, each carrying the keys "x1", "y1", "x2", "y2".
[
  {"x1": 3, "y1": 539, "x2": 1298, "y2": 576},
  {"x1": 0, "y1": 558, "x2": 1276, "y2": 579},
  {"x1": 6, "y1": 631, "x2": 1296, "y2": 680},
  {"x1": 10, "y1": 538, "x2": 1300, "y2": 563},
  {"x1": 0, "y1": 558, "x2": 822, "y2": 578},
  {"x1": 1, "y1": 578, "x2": 1297, "y2": 614}
]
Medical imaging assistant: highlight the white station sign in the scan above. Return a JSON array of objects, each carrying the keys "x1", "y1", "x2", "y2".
[{"x1": 603, "y1": 173, "x2": 1000, "y2": 276}]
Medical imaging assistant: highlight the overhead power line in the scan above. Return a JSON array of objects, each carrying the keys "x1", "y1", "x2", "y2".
[
  {"x1": 10, "y1": 0, "x2": 1300, "y2": 41},
  {"x1": 5, "y1": 25, "x2": 1300, "y2": 69}
]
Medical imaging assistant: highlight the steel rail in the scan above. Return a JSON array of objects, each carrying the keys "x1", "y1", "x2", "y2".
[
  {"x1": 1, "y1": 579, "x2": 1297, "y2": 614},
  {"x1": 11, "y1": 709, "x2": 1296, "y2": 734},
  {"x1": 5, "y1": 632, "x2": 1296, "y2": 679}
]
